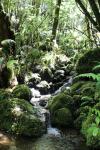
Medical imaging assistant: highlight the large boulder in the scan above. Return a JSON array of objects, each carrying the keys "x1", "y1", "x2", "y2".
[
  {"x1": 0, "y1": 89, "x2": 12, "y2": 100},
  {"x1": 48, "y1": 92, "x2": 74, "y2": 127},
  {"x1": 36, "y1": 81, "x2": 50, "y2": 94},
  {"x1": 0, "y1": 98, "x2": 45, "y2": 137},
  {"x1": 49, "y1": 93, "x2": 73, "y2": 112},
  {"x1": 12, "y1": 84, "x2": 32, "y2": 101},
  {"x1": 76, "y1": 48, "x2": 100, "y2": 74},
  {"x1": 51, "y1": 107, "x2": 73, "y2": 127}
]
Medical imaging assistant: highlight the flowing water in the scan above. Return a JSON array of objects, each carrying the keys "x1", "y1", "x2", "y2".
[{"x1": 0, "y1": 77, "x2": 89, "y2": 150}]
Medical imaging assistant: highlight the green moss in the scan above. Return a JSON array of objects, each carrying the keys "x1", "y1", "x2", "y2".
[
  {"x1": 0, "y1": 98, "x2": 45, "y2": 137},
  {"x1": 70, "y1": 81, "x2": 85, "y2": 94},
  {"x1": 1, "y1": 67, "x2": 12, "y2": 87},
  {"x1": 0, "y1": 89, "x2": 12, "y2": 100},
  {"x1": 76, "y1": 48, "x2": 100, "y2": 74},
  {"x1": 51, "y1": 107, "x2": 73, "y2": 127},
  {"x1": 12, "y1": 84, "x2": 32, "y2": 101},
  {"x1": 49, "y1": 93, "x2": 73, "y2": 114}
]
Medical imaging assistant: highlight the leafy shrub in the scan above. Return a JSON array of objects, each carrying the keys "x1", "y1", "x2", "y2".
[{"x1": 81, "y1": 106, "x2": 100, "y2": 148}]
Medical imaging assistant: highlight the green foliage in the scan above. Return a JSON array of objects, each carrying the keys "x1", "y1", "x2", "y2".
[
  {"x1": 81, "y1": 106, "x2": 100, "y2": 148},
  {"x1": 12, "y1": 84, "x2": 32, "y2": 101},
  {"x1": 76, "y1": 48, "x2": 100, "y2": 74},
  {"x1": 81, "y1": 96, "x2": 94, "y2": 107},
  {"x1": 75, "y1": 73, "x2": 100, "y2": 81}
]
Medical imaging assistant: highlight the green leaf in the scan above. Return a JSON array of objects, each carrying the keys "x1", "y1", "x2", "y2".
[
  {"x1": 95, "y1": 117, "x2": 100, "y2": 125},
  {"x1": 93, "y1": 127, "x2": 99, "y2": 137}
]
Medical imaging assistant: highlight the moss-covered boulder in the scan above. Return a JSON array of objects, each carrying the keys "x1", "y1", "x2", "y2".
[
  {"x1": 0, "y1": 67, "x2": 12, "y2": 88},
  {"x1": 49, "y1": 93, "x2": 73, "y2": 114},
  {"x1": 48, "y1": 92, "x2": 74, "y2": 127},
  {"x1": 70, "y1": 81, "x2": 85, "y2": 95},
  {"x1": 81, "y1": 104, "x2": 100, "y2": 148},
  {"x1": 76, "y1": 48, "x2": 100, "y2": 74},
  {"x1": 0, "y1": 89, "x2": 12, "y2": 100},
  {"x1": 0, "y1": 98, "x2": 45, "y2": 137},
  {"x1": 51, "y1": 108, "x2": 73, "y2": 127},
  {"x1": 12, "y1": 84, "x2": 32, "y2": 101}
]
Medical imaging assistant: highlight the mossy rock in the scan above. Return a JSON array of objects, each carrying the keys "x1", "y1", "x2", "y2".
[
  {"x1": 0, "y1": 98, "x2": 45, "y2": 137},
  {"x1": 81, "y1": 108, "x2": 100, "y2": 148},
  {"x1": 81, "y1": 96, "x2": 94, "y2": 107},
  {"x1": 70, "y1": 81, "x2": 85, "y2": 95},
  {"x1": 76, "y1": 48, "x2": 100, "y2": 74},
  {"x1": 1, "y1": 39, "x2": 16, "y2": 56},
  {"x1": 1, "y1": 67, "x2": 12, "y2": 87},
  {"x1": 12, "y1": 84, "x2": 32, "y2": 101},
  {"x1": 51, "y1": 107, "x2": 73, "y2": 127},
  {"x1": 0, "y1": 89, "x2": 12, "y2": 100},
  {"x1": 49, "y1": 92, "x2": 73, "y2": 114}
]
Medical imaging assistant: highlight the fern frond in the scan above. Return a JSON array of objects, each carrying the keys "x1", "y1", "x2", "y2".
[
  {"x1": 92, "y1": 65, "x2": 100, "y2": 72},
  {"x1": 75, "y1": 73, "x2": 100, "y2": 81}
]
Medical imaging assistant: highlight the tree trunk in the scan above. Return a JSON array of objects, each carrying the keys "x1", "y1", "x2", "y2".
[
  {"x1": 97, "y1": 0, "x2": 100, "y2": 9},
  {"x1": 0, "y1": 2, "x2": 15, "y2": 45},
  {"x1": 75, "y1": 0, "x2": 100, "y2": 32},
  {"x1": 52, "y1": 0, "x2": 62, "y2": 40},
  {"x1": 88, "y1": 0, "x2": 100, "y2": 28}
]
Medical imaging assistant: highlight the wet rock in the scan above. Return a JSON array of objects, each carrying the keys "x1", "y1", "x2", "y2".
[
  {"x1": 30, "y1": 88, "x2": 41, "y2": 98},
  {"x1": 40, "y1": 68, "x2": 53, "y2": 82},
  {"x1": 53, "y1": 70, "x2": 65, "y2": 82},
  {"x1": 39, "y1": 95, "x2": 51, "y2": 107},
  {"x1": 25, "y1": 73, "x2": 41, "y2": 86},
  {"x1": 32, "y1": 65, "x2": 42, "y2": 73},
  {"x1": 36, "y1": 81, "x2": 50, "y2": 94}
]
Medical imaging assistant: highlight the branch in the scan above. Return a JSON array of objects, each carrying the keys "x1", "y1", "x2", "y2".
[
  {"x1": 75, "y1": 0, "x2": 100, "y2": 32},
  {"x1": 88, "y1": 0, "x2": 100, "y2": 28},
  {"x1": 98, "y1": 0, "x2": 100, "y2": 9}
]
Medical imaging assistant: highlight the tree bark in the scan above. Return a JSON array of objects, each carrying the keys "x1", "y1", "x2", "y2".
[
  {"x1": 97, "y1": 0, "x2": 100, "y2": 9},
  {"x1": 52, "y1": 0, "x2": 62, "y2": 40},
  {"x1": 0, "y1": 2, "x2": 15, "y2": 45},
  {"x1": 75, "y1": 0, "x2": 100, "y2": 32},
  {"x1": 88, "y1": 0, "x2": 100, "y2": 28}
]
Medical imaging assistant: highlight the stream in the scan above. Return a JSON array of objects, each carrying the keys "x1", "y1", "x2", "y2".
[{"x1": 0, "y1": 78, "x2": 89, "y2": 150}]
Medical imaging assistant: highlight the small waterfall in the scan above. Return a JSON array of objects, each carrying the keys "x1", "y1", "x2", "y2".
[
  {"x1": 30, "y1": 77, "x2": 73, "y2": 137},
  {"x1": 53, "y1": 76, "x2": 73, "y2": 95},
  {"x1": 47, "y1": 111, "x2": 61, "y2": 137}
]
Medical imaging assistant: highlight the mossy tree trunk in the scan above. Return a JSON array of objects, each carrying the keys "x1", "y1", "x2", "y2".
[
  {"x1": 52, "y1": 0, "x2": 62, "y2": 41},
  {"x1": 0, "y1": 2, "x2": 15, "y2": 45},
  {"x1": 75, "y1": 0, "x2": 100, "y2": 32}
]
